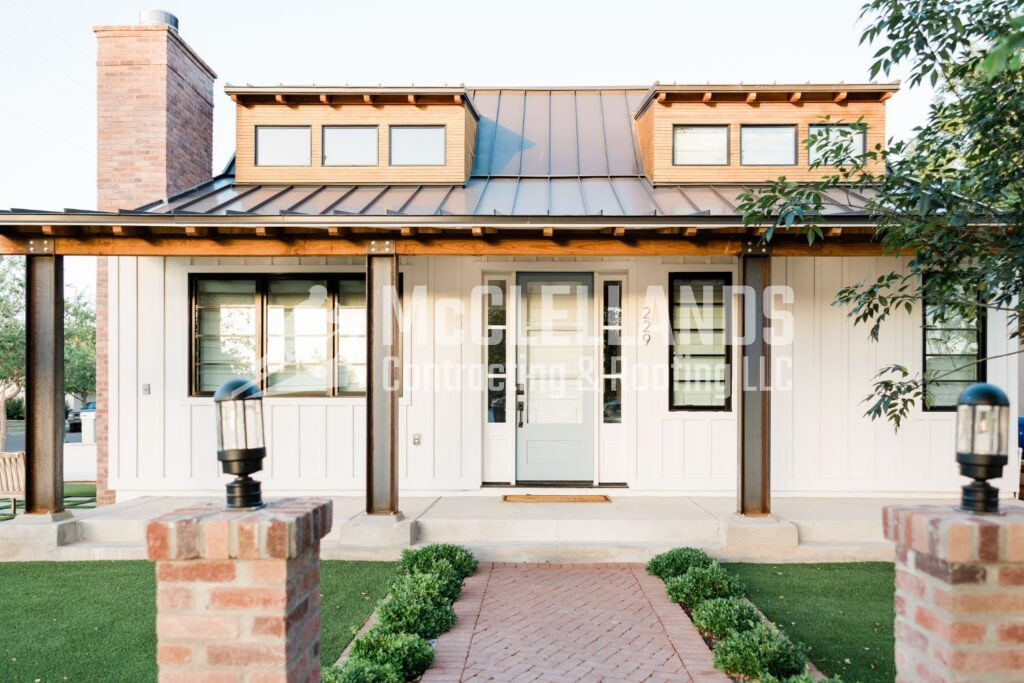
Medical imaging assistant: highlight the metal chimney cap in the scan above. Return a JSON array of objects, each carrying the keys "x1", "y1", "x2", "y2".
[{"x1": 139, "y1": 9, "x2": 179, "y2": 30}]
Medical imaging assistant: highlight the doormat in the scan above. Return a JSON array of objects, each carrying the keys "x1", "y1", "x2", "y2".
[{"x1": 501, "y1": 494, "x2": 611, "y2": 503}]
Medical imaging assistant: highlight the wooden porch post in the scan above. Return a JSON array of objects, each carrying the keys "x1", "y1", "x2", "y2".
[
  {"x1": 738, "y1": 241, "x2": 771, "y2": 515},
  {"x1": 24, "y1": 250, "x2": 65, "y2": 514},
  {"x1": 365, "y1": 241, "x2": 399, "y2": 515}
]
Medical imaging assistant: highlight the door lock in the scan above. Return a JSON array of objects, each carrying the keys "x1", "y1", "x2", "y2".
[{"x1": 516, "y1": 400, "x2": 525, "y2": 428}]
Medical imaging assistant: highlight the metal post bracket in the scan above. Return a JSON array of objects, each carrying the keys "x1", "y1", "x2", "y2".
[
  {"x1": 743, "y1": 239, "x2": 770, "y2": 256},
  {"x1": 367, "y1": 239, "x2": 396, "y2": 255},
  {"x1": 26, "y1": 239, "x2": 53, "y2": 255}
]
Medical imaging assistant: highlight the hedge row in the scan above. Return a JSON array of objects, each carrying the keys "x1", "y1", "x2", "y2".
[
  {"x1": 323, "y1": 544, "x2": 478, "y2": 682},
  {"x1": 646, "y1": 547, "x2": 842, "y2": 682}
]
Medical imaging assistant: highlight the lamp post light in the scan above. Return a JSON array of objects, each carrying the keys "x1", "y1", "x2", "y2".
[
  {"x1": 956, "y1": 382, "x2": 1010, "y2": 514},
  {"x1": 214, "y1": 379, "x2": 266, "y2": 510}
]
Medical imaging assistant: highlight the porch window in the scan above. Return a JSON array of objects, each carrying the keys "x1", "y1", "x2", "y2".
[
  {"x1": 390, "y1": 126, "x2": 446, "y2": 166},
  {"x1": 669, "y1": 273, "x2": 731, "y2": 410},
  {"x1": 485, "y1": 279, "x2": 509, "y2": 423},
  {"x1": 740, "y1": 125, "x2": 796, "y2": 165},
  {"x1": 602, "y1": 281, "x2": 623, "y2": 423},
  {"x1": 190, "y1": 274, "x2": 370, "y2": 397},
  {"x1": 807, "y1": 124, "x2": 866, "y2": 165},
  {"x1": 923, "y1": 302, "x2": 986, "y2": 410},
  {"x1": 323, "y1": 126, "x2": 379, "y2": 166},
  {"x1": 673, "y1": 125, "x2": 729, "y2": 165},
  {"x1": 255, "y1": 126, "x2": 311, "y2": 166}
]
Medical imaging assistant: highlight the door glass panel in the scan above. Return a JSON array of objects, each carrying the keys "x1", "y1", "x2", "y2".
[{"x1": 523, "y1": 279, "x2": 589, "y2": 425}]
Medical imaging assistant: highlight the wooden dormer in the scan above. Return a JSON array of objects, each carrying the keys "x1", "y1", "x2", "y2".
[
  {"x1": 634, "y1": 82, "x2": 899, "y2": 184},
  {"x1": 230, "y1": 85, "x2": 479, "y2": 185}
]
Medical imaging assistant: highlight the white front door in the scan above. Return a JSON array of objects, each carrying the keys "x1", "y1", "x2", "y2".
[{"x1": 515, "y1": 273, "x2": 595, "y2": 482}]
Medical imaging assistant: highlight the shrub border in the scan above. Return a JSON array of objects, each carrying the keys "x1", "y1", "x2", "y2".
[
  {"x1": 647, "y1": 547, "x2": 826, "y2": 682},
  {"x1": 323, "y1": 544, "x2": 477, "y2": 682}
]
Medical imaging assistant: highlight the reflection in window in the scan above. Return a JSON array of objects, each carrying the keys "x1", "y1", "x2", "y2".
[
  {"x1": 323, "y1": 126, "x2": 378, "y2": 166},
  {"x1": 602, "y1": 281, "x2": 623, "y2": 423},
  {"x1": 923, "y1": 303, "x2": 985, "y2": 409},
  {"x1": 266, "y1": 280, "x2": 331, "y2": 395},
  {"x1": 486, "y1": 279, "x2": 508, "y2": 423},
  {"x1": 673, "y1": 125, "x2": 729, "y2": 165},
  {"x1": 808, "y1": 124, "x2": 866, "y2": 165},
  {"x1": 194, "y1": 280, "x2": 258, "y2": 393},
  {"x1": 670, "y1": 274, "x2": 731, "y2": 409},
  {"x1": 740, "y1": 125, "x2": 796, "y2": 165},
  {"x1": 336, "y1": 279, "x2": 367, "y2": 393},
  {"x1": 390, "y1": 126, "x2": 445, "y2": 166}
]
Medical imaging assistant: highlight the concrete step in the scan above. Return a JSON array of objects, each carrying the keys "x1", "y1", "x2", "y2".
[
  {"x1": 415, "y1": 517, "x2": 723, "y2": 546},
  {"x1": 56, "y1": 541, "x2": 146, "y2": 561},
  {"x1": 439, "y1": 541, "x2": 724, "y2": 564}
]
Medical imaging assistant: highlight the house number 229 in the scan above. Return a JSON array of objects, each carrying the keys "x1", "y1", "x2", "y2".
[{"x1": 641, "y1": 307, "x2": 652, "y2": 346}]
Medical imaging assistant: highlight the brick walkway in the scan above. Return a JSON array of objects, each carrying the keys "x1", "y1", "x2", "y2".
[{"x1": 421, "y1": 563, "x2": 730, "y2": 682}]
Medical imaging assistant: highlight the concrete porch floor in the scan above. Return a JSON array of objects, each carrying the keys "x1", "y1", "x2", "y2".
[{"x1": 4, "y1": 494, "x2": 1018, "y2": 563}]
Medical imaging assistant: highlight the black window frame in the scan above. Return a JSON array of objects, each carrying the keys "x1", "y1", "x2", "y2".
[
  {"x1": 322, "y1": 125, "x2": 380, "y2": 167},
  {"x1": 189, "y1": 272, "x2": 379, "y2": 398},
  {"x1": 671, "y1": 124, "x2": 730, "y2": 166},
  {"x1": 389, "y1": 125, "x2": 447, "y2": 166},
  {"x1": 921, "y1": 297, "x2": 987, "y2": 412},
  {"x1": 254, "y1": 125, "x2": 313, "y2": 167},
  {"x1": 739, "y1": 124, "x2": 798, "y2": 166},
  {"x1": 806, "y1": 123, "x2": 867, "y2": 166},
  {"x1": 668, "y1": 272, "x2": 733, "y2": 412}
]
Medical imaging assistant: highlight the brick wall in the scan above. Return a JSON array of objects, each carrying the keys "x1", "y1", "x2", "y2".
[
  {"x1": 147, "y1": 498, "x2": 332, "y2": 682},
  {"x1": 884, "y1": 505, "x2": 1024, "y2": 682},
  {"x1": 94, "y1": 20, "x2": 216, "y2": 504}
]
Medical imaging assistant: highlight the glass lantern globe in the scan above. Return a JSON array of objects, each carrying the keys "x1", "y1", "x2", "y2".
[
  {"x1": 955, "y1": 383, "x2": 1010, "y2": 514},
  {"x1": 213, "y1": 379, "x2": 266, "y2": 509}
]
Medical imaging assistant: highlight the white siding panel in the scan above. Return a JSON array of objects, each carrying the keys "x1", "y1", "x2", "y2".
[
  {"x1": 163, "y1": 258, "x2": 191, "y2": 479},
  {"x1": 270, "y1": 405, "x2": 300, "y2": 479},
  {"x1": 298, "y1": 405, "x2": 327, "y2": 479},
  {"x1": 117, "y1": 257, "x2": 138, "y2": 480},
  {"x1": 136, "y1": 257, "x2": 165, "y2": 478},
  {"x1": 325, "y1": 405, "x2": 355, "y2": 479}
]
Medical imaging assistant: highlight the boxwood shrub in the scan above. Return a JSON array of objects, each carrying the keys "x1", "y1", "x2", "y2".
[
  {"x1": 322, "y1": 658, "x2": 402, "y2": 683},
  {"x1": 407, "y1": 557, "x2": 462, "y2": 603},
  {"x1": 712, "y1": 622, "x2": 807, "y2": 680},
  {"x1": 665, "y1": 563, "x2": 743, "y2": 609},
  {"x1": 760, "y1": 674, "x2": 844, "y2": 683},
  {"x1": 691, "y1": 597, "x2": 761, "y2": 640},
  {"x1": 376, "y1": 572, "x2": 457, "y2": 639},
  {"x1": 348, "y1": 628, "x2": 435, "y2": 680},
  {"x1": 400, "y1": 543, "x2": 478, "y2": 580},
  {"x1": 645, "y1": 547, "x2": 714, "y2": 580}
]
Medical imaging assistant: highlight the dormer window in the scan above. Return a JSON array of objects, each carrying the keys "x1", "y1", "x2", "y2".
[
  {"x1": 255, "y1": 126, "x2": 311, "y2": 166},
  {"x1": 673, "y1": 125, "x2": 729, "y2": 165},
  {"x1": 323, "y1": 126, "x2": 378, "y2": 166},
  {"x1": 390, "y1": 125, "x2": 446, "y2": 166},
  {"x1": 740, "y1": 125, "x2": 797, "y2": 166}
]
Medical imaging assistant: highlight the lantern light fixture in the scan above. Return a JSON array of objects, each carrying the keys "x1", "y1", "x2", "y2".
[
  {"x1": 955, "y1": 382, "x2": 1010, "y2": 514},
  {"x1": 214, "y1": 378, "x2": 266, "y2": 510}
]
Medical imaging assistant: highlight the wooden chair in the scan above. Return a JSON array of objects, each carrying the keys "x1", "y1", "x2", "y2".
[{"x1": 0, "y1": 452, "x2": 26, "y2": 516}]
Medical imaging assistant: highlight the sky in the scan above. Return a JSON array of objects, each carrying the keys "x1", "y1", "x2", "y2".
[{"x1": 0, "y1": 0, "x2": 935, "y2": 299}]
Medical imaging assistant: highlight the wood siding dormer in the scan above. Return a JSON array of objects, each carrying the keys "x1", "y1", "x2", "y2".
[
  {"x1": 635, "y1": 83, "x2": 896, "y2": 184},
  {"x1": 232, "y1": 88, "x2": 478, "y2": 184}
]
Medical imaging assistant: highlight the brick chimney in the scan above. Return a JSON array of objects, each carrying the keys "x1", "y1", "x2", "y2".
[{"x1": 94, "y1": 11, "x2": 216, "y2": 504}]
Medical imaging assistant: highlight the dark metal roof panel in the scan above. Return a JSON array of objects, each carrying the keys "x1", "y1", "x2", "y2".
[
  {"x1": 549, "y1": 92, "x2": 580, "y2": 176},
  {"x1": 520, "y1": 92, "x2": 551, "y2": 176},
  {"x1": 548, "y1": 178, "x2": 586, "y2": 215}
]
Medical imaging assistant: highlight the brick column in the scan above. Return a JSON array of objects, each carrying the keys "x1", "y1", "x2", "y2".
[
  {"x1": 884, "y1": 505, "x2": 1024, "y2": 682},
  {"x1": 147, "y1": 498, "x2": 332, "y2": 683}
]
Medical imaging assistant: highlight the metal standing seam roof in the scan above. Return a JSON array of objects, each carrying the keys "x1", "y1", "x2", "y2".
[{"x1": 4, "y1": 88, "x2": 877, "y2": 221}]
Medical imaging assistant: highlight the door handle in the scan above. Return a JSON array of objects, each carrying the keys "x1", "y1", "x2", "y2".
[{"x1": 516, "y1": 400, "x2": 525, "y2": 428}]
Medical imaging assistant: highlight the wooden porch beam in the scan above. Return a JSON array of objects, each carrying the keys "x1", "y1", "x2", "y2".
[{"x1": 24, "y1": 254, "x2": 64, "y2": 514}]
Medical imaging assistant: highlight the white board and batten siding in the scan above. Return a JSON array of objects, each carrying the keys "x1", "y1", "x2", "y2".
[{"x1": 106, "y1": 255, "x2": 1020, "y2": 499}]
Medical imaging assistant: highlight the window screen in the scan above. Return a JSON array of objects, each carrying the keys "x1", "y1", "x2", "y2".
[
  {"x1": 740, "y1": 125, "x2": 797, "y2": 165},
  {"x1": 673, "y1": 125, "x2": 729, "y2": 165},
  {"x1": 255, "y1": 126, "x2": 311, "y2": 166},
  {"x1": 669, "y1": 273, "x2": 731, "y2": 409}
]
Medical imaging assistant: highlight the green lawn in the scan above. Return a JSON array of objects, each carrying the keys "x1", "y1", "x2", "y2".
[
  {"x1": 0, "y1": 559, "x2": 398, "y2": 681},
  {"x1": 0, "y1": 483, "x2": 98, "y2": 521},
  {"x1": 724, "y1": 562, "x2": 895, "y2": 683}
]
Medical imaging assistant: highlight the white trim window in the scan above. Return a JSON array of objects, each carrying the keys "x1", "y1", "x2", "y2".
[
  {"x1": 485, "y1": 279, "x2": 509, "y2": 423},
  {"x1": 601, "y1": 280, "x2": 624, "y2": 423}
]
